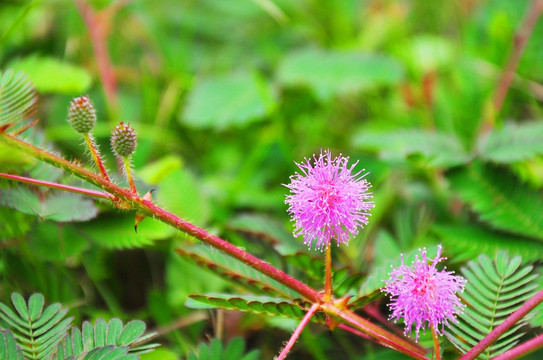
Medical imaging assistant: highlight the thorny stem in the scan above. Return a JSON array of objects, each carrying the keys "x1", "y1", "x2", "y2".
[
  {"x1": 84, "y1": 133, "x2": 111, "y2": 181},
  {"x1": 431, "y1": 324, "x2": 441, "y2": 360},
  {"x1": 276, "y1": 303, "x2": 319, "y2": 360},
  {"x1": 122, "y1": 155, "x2": 137, "y2": 195},
  {"x1": 324, "y1": 245, "x2": 332, "y2": 302},
  {"x1": 459, "y1": 288, "x2": 543, "y2": 360},
  {"x1": 0, "y1": 172, "x2": 114, "y2": 200},
  {"x1": 0, "y1": 131, "x2": 428, "y2": 359},
  {"x1": 491, "y1": 333, "x2": 543, "y2": 360}
]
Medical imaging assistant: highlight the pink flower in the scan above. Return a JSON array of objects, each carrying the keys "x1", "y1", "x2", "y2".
[
  {"x1": 284, "y1": 150, "x2": 373, "y2": 250},
  {"x1": 382, "y1": 245, "x2": 466, "y2": 341}
]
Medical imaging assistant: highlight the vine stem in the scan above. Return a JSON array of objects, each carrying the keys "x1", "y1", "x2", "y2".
[
  {"x1": 84, "y1": 133, "x2": 110, "y2": 181},
  {"x1": 324, "y1": 245, "x2": 332, "y2": 302},
  {"x1": 431, "y1": 324, "x2": 440, "y2": 360},
  {"x1": 491, "y1": 333, "x2": 543, "y2": 360},
  {"x1": 276, "y1": 303, "x2": 319, "y2": 360},
  {"x1": 0, "y1": 131, "x2": 427, "y2": 359},
  {"x1": 0, "y1": 172, "x2": 114, "y2": 200},
  {"x1": 459, "y1": 288, "x2": 543, "y2": 360}
]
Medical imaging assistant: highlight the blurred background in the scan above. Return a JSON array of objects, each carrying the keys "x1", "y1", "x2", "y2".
[{"x1": 1, "y1": 0, "x2": 543, "y2": 359}]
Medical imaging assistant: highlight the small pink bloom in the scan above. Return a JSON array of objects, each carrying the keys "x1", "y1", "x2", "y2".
[
  {"x1": 284, "y1": 150, "x2": 373, "y2": 250},
  {"x1": 382, "y1": 245, "x2": 466, "y2": 341}
]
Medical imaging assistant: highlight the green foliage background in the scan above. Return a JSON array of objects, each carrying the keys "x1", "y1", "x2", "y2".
[{"x1": 1, "y1": 0, "x2": 543, "y2": 359}]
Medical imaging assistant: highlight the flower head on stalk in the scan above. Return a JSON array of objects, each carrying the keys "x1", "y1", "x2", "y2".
[
  {"x1": 284, "y1": 149, "x2": 374, "y2": 250},
  {"x1": 382, "y1": 245, "x2": 466, "y2": 341}
]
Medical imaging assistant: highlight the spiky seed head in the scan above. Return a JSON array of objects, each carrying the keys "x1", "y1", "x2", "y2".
[
  {"x1": 67, "y1": 96, "x2": 96, "y2": 133},
  {"x1": 111, "y1": 121, "x2": 137, "y2": 157}
]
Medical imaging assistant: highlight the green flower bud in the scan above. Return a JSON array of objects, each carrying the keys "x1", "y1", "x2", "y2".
[
  {"x1": 67, "y1": 96, "x2": 96, "y2": 133},
  {"x1": 111, "y1": 121, "x2": 137, "y2": 157}
]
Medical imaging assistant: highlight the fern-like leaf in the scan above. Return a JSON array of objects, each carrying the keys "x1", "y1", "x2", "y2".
[
  {"x1": 0, "y1": 293, "x2": 73, "y2": 360},
  {"x1": 188, "y1": 337, "x2": 260, "y2": 360},
  {"x1": 53, "y1": 318, "x2": 158, "y2": 359},
  {"x1": 445, "y1": 252, "x2": 539, "y2": 359},
  {"x1": 0, "y1": 329, "x2": 24, "y2": 360},
  {"x1": 186, "y1": 294, "x2": 325, "y2": 322},
  {"x1": 0, "y1": 70, "x2": 37, "y2": 130},
  {"x1": 432, "y1": 224, "x2": 543, "y2": 263},
  {"x1": 449, "y1": 162, "x2": 543, "y2": 240},
  {"x1": 479, "y1": 122, "x2": 543, "y2": 163}
]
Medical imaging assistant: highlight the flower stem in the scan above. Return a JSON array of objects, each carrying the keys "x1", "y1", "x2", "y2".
[
  {"x1": 324, "y1": 245, "x2": 332, "y2": 302},
  {"x1": 0, "y1": 172, "x2": 114, "y2": 200},
  {"x1": 459, "y1": 288, "x2": 543, "y2": 360},
  {"x1": 276, "y1": 303, "x2": 319, "y2": 360},
  {"x1": 122, "y1": 155, "x2": 137, "y2": 195},
  {"x1": 84, "y1": 133, "x2": 110, "y2": 181},
  {"x1": 431, "y1": 324, "x2": 441, "y2": 360}
]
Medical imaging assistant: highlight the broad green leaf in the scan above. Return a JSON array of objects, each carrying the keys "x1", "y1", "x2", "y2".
[
  {"x1": 8, "y1": 56, "x2": 92, "y2": 94},
  {"x1": 181, "y1": 72, "x2": 275, "y2": 130},
  {"x1": 28, "y1": 222, "x2": 89, "y2": 261},
  {"x1": 396, "y1": 35, "x2": 455, "y2": 73},
  {"x1": 10, "y1": 293, "x2": 29, "y2": 321},
  {"x1": 277, "y1": 49, "x2": 404, "y2": 101},
  {"x1": 449, "y1": 162, "x2": 543, "y2": 240},
  {"x1": 0, "y1": 70, "x2": 37, "y2": 128},
  {"x1": 27, "y1": 294, "x2": 44, "y2": 322},
  {"x1": 446, "y1": 252, "x2": 539, "y2": 359},
  {"x1": 0, "y1": 187, "x2": 98, "y2": 222},
  {"x1": 352, "y1": 128, "x2": 469, "y2": 168},
  {"x1": 0, "y1": 330, "x2": 24, "y2": 360},
  {"x1": 480, "y1": 122, "x2": 543, "y2": 163}
]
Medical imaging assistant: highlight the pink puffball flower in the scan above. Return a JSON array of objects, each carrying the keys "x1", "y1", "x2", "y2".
[
  {"x1": 382, "y1": 245, "x2": 466, "y2": 341},
  {"x1": 284, "y1": 149, "x2": 374, "y2": 251}
]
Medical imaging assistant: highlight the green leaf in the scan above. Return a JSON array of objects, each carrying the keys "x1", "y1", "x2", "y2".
[
  {"x1": 446, "y1": 252, "x2": 539, "y2": 359},
  {"x1": 0, "y1": 187, "x2": 98, "y2": 222},
  {"x1": 0, "y1": 330, "x2": 24, "y2": 360},
  {"x1": 432, "y1": 224, "x2": 543, "y2": 263},
  {"x1": 57, "y1": 318, "x2": 158, "y2": 358},
  {"x1": 0, "y1": 70, "x2": 37, "y2": 128},
  {"x1": 449, "y1": 162, "x2": 543, "y2": 240},
  {"x1": 181, "y1": 72, "x2": 275, "y2": 130},
  {"x1": 0, "y1": 292, "x2": 72, "y2": 360},
  {"x1": 480, "y1": 122, "x2": 543, "y2": 163},
  {"x1": 186, "y1": 294, "x2": 324, "y2": 322},
  {"x1": 352, "y1": 128, "x2": 469, "y2": 168},
  {"x1": 277, "y1": 49, "x2": 404, "y2": 101},
  {"x1": 8, "y1": 56, "x2": 92, "y2": 94},
  {"x1": 118, "y1": 321, "x2": 145, "y2": 346}
]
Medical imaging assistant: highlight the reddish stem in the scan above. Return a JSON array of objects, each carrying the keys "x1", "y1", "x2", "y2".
[
  {"x1": 276, "y1": 303, "x2": 319, "y2": 360},
  {"x1": 459, "y1": 288, "x2": 543, "y2": 360},
  {"x1": 84, "y1": 133, "x2": 111, "y2": 181},
  {"x1": 491, "y1": 333, "x2": 543, "y2": 360},
  {"x1": 73, "y1": 0, "x2": 120, "y2": 113},
  {"x1": 0, "y1": 172, "x2": 114, "y2": 200}
]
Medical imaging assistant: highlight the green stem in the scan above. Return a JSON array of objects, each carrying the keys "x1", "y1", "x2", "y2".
[
  {"x1": 122, "y1": 155, "x2": 137, "y2": 195},
  {"x1": 324, "y1": 245, "x2": 332, "y2": 302}
]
